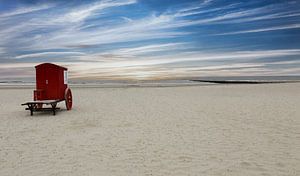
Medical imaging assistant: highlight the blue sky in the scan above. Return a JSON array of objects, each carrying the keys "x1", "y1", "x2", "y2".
[{"x1": 0, "y1": 0, "x2": 300, "y2": 80}]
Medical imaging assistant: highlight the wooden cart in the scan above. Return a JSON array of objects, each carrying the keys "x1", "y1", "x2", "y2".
[{"x1": 22, "y1": 100, "x2": 63, "y2": 115}]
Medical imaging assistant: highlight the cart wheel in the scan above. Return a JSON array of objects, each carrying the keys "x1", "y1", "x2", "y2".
[{"x1": 65, "y1": 88, "x2": 73, "y2": 110}]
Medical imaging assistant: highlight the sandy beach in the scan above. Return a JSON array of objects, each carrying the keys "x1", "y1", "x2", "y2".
[{"x1": 0, "y1": 83, "x2": 299, "y2": 176}]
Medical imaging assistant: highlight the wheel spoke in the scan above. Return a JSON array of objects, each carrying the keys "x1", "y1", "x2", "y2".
[{"x1": 65, "y1": 88, "x2": 72, "y2": 110}]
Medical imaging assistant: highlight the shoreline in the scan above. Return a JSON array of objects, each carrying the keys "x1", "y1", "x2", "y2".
[
  {"x1": 0, "y1": 80, "x2": 299, "y2": 89},
  {"x1": 191, "y1": 80, "x2": 300, "y2": 84}
]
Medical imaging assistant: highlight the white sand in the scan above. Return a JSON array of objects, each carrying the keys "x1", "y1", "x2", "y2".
[{"x1": 0, "y1": 83, "x2": 299, "y2": 175}]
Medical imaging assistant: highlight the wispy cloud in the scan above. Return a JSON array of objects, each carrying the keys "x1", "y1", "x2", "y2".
[
  {"x1": 15, "y1": 51, "x2": 85, "y2": 59},
  {"x1": 108, "y1": 43, "x2": 188, "y2": 56},
  {"x1": 1, "y1": 49, "x2": 300, "y2": 79},
  {"x1": 0, "y1": 0, "x2": 299, "y2": 79},
  {"x1": 216, "y1": 24, "x2": 300, "y2": 35},
  {"x1": 215, "y1": 11, "x2": 300, "y2": 24},
  {"x1": 0, "y1": 4, "x2": 53, "y2": 18},
  {"x1": 0, "y1": 47, "x2": 5, "y2": 54},
  {"x1": 6, "y1": 49, "x2": 300, "y2": 68},
  {"x1": 1, "y1": 1, "x2": 297, "y2": 50},
  {"x1": 23, "y1": 13, "x2": 190, "y2": 50},
  {"x1": 175, "y1": 3, "x2": 239, "y2": 18},
  {"x1": 54, "y1": 0, "x2": 137, "y2": 23}
]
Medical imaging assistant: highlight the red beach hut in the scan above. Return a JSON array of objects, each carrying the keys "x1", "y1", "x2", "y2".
[{"x1": 22, "y1": 63, "x2": 73, "y2": 115}]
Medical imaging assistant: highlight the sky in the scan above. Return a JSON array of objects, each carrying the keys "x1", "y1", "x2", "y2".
[{"x1": 0, "y1": 0, "x2": 300, "y2": 80}]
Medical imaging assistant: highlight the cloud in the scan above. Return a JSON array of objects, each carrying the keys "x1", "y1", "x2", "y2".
[
  {"x1": 173, "y1": 2, "x2": 300, "y2": 27},
  {"x1": 54, "y1": 0, "x2": 137, "y2": 23},
  {"x1": 121, "y1": 17, "x2": 133, "y2": 22},
  {"x1": 0, "y1": 0, "x2": 300, "y2": 80},
  {"x1": 0, "y1": 0, "x2": 140, "y2": 51},
  {"x1": 67, "y1": 49, "x2": 300, "y2": 74},
  {"x1": 0, "y1": 63, "x2": 38, "y2": 69},
  {"x1": 216, "y1": 24, "x2": 300, "y2": 35},
  {"x1": 175, "y1": 3, "x2": 239, "y2": 18},
  {"x1": 1, "y1": 1, "x2": 297, "y2": 51},
  {"x1": 108, "y1": 43, "x2": 188, "y2": 56},
  {"x1": 23, "y1": 13, "x2": 190, "y2": 50},
  {"x1": 1, "y1": 49, "x2": 300, "y2": 80},
  {"x1": 215, "y1": 11, "x2": 300, "y2": 24},
  {"x1": 0, "y1": 3, "x2": 54, "y2": 18},
  {"x1": 176, "y1": 0, "x2": 216, "y2": 13},
  {"x1": 15, "y1": 51, "x2": 85, "y2": 59},
  {"x1": 0, "y1": 47, "x2": 5, "y2": 54}
]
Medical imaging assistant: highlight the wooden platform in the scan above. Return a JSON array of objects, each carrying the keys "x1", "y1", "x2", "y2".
[{"x1": 22, "y1": 99, "x2": 64, "y2": 116}]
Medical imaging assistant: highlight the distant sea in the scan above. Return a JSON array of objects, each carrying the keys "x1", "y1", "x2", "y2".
[
  {"x1": 0, "y1": 76, "x2": 299, "y2": 88},
  {"x1": 195, "y1": 76, "x2": 300, "y2": 81}
]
